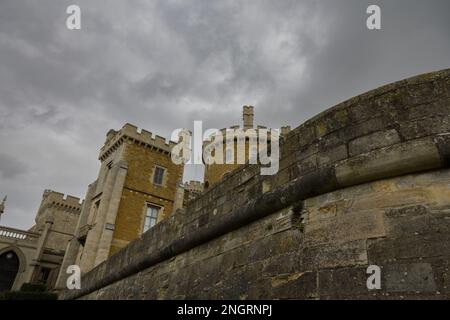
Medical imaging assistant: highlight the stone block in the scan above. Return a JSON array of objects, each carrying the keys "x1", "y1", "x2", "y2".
[
  {"x1": 403, "y1": 82, "x2": 446, "y2": 106},
  {"x1": 318, "y1": 144, "x2": 348, "y2": 167},
  {"x1": 384, "y1": 263, "x2": 437, "y2": 293},
  {"x1": 304, "y1": 209, "x2": 386, "y2": 245},
  {"x1": 318, "y1": 266, "x2": 370, "y2": 299},
  {"x1": 315, "y1": 108, "x2": 350, "y2": 138},
  {"x1": 336, "y1": 138, "x2": 441, "y2": 187},
  {"x1": 349, "y1": 129, "x2": 401, "y2": 156},
  {"x1": 270, "y1": 271, "x2": 317, "y2": 299},
  {"x1": 405, "y1": 99, "x2": 450, "y2": 121},
  {"x1": 384, "y1": 205, "x2": 450, "y2": 237},
  {"x1": 399, "y1": 116, "x2": 450, "y2": 140},
  {"x1": 428, "y1": 257, "x2": 450, "y2": 295},
  {"x1": 301, "y1": 240, "x2": 368, "y2": 270},
  {"x1": 296, "y1": 125, "x2": 316, "y2": 147},
  {"x1": 297, "y1": 154, "x2": 318, "y2": 176},
  {"x1": 262, "y1": 251, "x2": 302, "y2": 277},
  {"x1": 367, "y1": 234, "x2": 450, "y2": 264}
]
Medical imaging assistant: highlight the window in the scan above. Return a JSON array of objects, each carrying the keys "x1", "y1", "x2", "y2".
[
  {"x1": 37, "y1": 267, "x2": 51, "y2": 284},
  {"x1": 88, "y1": 200, "x2": 100, "y2": 225},
  {"x1": 143, "y1": 205, "x2": 160, "y2": 232},
  {"x1": 153, "y1": 166, "x2": 165, "y2": 185}
]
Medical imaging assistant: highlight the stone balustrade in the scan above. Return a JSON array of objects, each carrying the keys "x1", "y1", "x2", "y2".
[{"x1": 0, "y1": 226, "x2": 40, "y2": 242}]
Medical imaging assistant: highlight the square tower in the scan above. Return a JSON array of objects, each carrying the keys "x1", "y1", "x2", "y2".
[{"x1": 56, "y1": 124, "x2": 184, "y2": 282}]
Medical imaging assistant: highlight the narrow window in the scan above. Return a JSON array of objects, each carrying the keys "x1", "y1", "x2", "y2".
[
  {"x1": 153, "y1": 166, "x2": 165, "y2": 185},
  {"x1": 37, "y1": 267, "x2": 51, "y2": 284},
  {"x1": 143, "y1": 205, "x2": 160, "y2": 232}
]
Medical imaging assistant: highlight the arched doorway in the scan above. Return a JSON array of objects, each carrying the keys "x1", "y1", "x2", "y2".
[{"x1": 0, "y1": 250, "x2": 20, "y2": 292}]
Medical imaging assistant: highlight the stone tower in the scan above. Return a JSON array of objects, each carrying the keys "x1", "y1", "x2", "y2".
[
  {"x1": 0, "y1": 190, "x2": 81, "y2": 291},
  {"x1": 56, "y1": 124, "x2": 184, "y2": 288},
  {"x1": 28, "y1": 190, "x2": 82, "y2": 288},
  {"x1": 203, "y1": 106, "x2": 290, "y2": 189}
]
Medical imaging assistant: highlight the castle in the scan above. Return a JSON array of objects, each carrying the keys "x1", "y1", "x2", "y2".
[
  {"x1": 2, "y1": 69, "x2": 450, "y2": 299},
  {"x1": 0, "y1": 106, "x2": 272, "y2": 292},
  {"x1": 0, "y1": 191, "x2": 82, "y2": 291}
]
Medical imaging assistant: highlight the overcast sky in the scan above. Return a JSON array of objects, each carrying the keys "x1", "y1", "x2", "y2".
[{"x1": 0, "y1": 0, "x2": 449, "y2": 229}]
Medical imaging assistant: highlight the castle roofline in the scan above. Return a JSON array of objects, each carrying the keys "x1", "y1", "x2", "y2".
[
  {"x1": 99, "y1": 123, "x2": 178, "y2": 161},
  {"x1": 36, "y1": 190, "x2": 83, "y2": 220},
  {"x1": 42, "y1": 190, "x2": 83, "y2": 207}
]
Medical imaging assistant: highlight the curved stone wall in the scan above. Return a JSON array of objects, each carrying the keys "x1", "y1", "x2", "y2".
[{"x1": 61, "y1": 69, "x2": 450, "y2": 300}]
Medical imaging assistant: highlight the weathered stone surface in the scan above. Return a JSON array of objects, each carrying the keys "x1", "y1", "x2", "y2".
[
  {"x1": 435, "y1": 133, "x2": 450, "y2": 167},
  {"x1": 304, "y1": 210, "x2": 385, "y2": 245},
  {"x1": 384, "y1": 205, "x2": 450, "y2": 236},
  {"x1": 318, "y1": 266, "x2": 370, "y2": 299},
  {"x1": 349, "y1": 129, "x2": 401, "y2": 156},
  {"x1": 405, "y1": 99, "x2": 450, "y2": 121},
  {"x1": 336, "y1": 138, "x2": 441, "y2": 187},
  {"x1": 301, "y1": 240, "x2": 368, "y2": 270},
  {"x1": 399, "y1": 116, "x2": 450, "y2": 140},
  {"x1": 60, "y1": 69, "x2": 450, "y2": 300},
  {"x1": 270, "y1": 271, "x2": 317, "y2": 299},
  {"x1": 368, "y1": 234, "x2": 450, "y2": 264},
  {"x1": 384, "y1": 263, "x2": 437, "y2": 293},
  {"x1": 317, "y1": 144, "x2": 348, "y2": 167},
  {"x1": 429, "y1": 258, "x2": 450, "y2": 295}
]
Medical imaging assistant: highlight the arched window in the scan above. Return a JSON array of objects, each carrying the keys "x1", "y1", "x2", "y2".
[{"x1": 0, "y1": 250, "x2": 20, "y2": 292}]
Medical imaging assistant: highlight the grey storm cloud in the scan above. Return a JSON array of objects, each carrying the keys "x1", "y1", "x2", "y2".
[
  {"x1": 0, "y1": 153, "x2": 28, "y2": 179},
  {"x1": 0, "y1": 0, "x2": 449, "y2": 229}
]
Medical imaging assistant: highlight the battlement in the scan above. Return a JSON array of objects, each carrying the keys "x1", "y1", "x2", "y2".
[
  {"x1": 202, "y1": 106, "x2": 284, "y2": 146},
  {"x1": 41, "y1": 190, "x2": 83, "y2": 212},
  {"x1": 99, "y1": 123, "x2": 178, "y2": 161},
  {"x1": 184, "y1": 180, "x2": 204, "y2": 192},
  {"x1": 203, "y1": 125, "x2": 277, "y2": 152}
]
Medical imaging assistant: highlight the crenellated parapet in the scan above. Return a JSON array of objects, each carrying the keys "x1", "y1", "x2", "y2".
[
  {"x1": 184, "y1": 180, "x2": 204, "y2": 191},
  {"x1": 38, "y1": 190, "x2": 83, "y2": 215},
  {"x1": 99, "y1": 123, "x2": 178, "y2": 161}
]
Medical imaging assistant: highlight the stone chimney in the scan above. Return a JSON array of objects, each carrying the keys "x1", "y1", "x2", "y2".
[
  {"x1": 281, "y1": 126, "x2": 291, "y2": 136},
  {"x1": 243, "y1": 106, "x2": 254, "y2": 130}
]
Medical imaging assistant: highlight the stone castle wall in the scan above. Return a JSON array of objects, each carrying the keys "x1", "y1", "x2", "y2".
[{"x1": 61, "y1": 69, "x2": 450, "y2": 300}]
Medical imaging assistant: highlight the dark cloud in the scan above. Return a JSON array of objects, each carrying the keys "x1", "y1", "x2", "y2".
[
  {"x1": 0, "y1": 154, "x2": 28, "y2": 179},
  {"x1": 0, "y1": 0, "x2": 449, "y2": 229}
]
